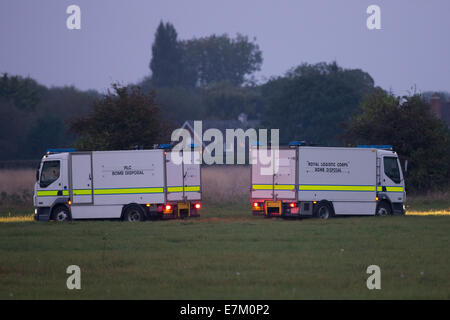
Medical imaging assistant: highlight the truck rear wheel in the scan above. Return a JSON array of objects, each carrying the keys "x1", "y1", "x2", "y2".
[
  {"x1": 123, "y1": 205, "x2": 145, "y2": 222},
  {"x1": 315, "y1": 202, "x2": 332, "y2": 220}
]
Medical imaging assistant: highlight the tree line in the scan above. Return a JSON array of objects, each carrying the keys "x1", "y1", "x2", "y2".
[
  {"x1": 0, "y1": 21, "x2": 449, "y2": 193},
  {"x1": 0, "y1": 74, "x2": 97, "y2": 162}
]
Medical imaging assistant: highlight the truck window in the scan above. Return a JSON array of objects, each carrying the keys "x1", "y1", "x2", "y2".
[
  {"x1": 383, "y1": 157, "x2": 400, "y2": 184},
  {"x1": 40, "y1": 160, "x2": 60, "y2": 188}
]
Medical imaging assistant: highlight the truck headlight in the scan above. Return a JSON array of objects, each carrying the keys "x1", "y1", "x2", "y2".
[{"x1": 34, "y1": 209, "x2": 38, "y2": 215}]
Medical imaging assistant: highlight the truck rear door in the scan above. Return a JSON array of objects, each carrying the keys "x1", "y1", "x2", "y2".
[
  {"x1": 251, "y1": 148, "x2": 297, "y2": 200},
  {"x1": 183, "y1": 151, "x2": 201, "y2": 201},
  {"x1": 251, "y1": 148, "x2": 274, "y2": 200},
  {"x1": 166, "y1": 151, "x2": 201, "y2": 201},
  {"x1": 273, "y1": 149, "x2": 297, "y2": 200},
  {"x1": 166, "y1": 151, "x2": 184, "y2": 202}
]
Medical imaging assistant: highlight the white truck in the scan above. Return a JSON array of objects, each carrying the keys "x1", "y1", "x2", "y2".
[
  {"x1": 251, "y1": 144, "x2": 405, "y2": 218},
  {"x1": 33, "y1": 148, "x2": 201, "y2": 222}
]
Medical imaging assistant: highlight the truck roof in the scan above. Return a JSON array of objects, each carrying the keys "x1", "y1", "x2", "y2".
[{"x1": 41, "y1": 149, "x2": 167, "y2": 161}]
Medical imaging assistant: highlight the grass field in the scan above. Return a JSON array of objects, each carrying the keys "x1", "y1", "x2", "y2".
[
  {"x1": 0, "y1": 167, "x2": 449, "y2": 299},
  {"x1": 0, "y1": 205, "x2": 449, "y2": 300}
]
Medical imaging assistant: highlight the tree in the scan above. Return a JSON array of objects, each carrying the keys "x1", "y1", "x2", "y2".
[
  {"x1": 343, "y1": 89, "x2": 450, "y2": 193},
  {"x1": 149, "y1": 23, "x2": 263, "y2": 88},
  {"x1": 70, "y1": 84, "x2": 171, "y2": 150},
  {"x1": 0, "y1": 74, "x2": 98, "y2": 160},
  {"x1": 182, "y1": 34, "x2": 263, "y2": 87},
  {"x1": 0, "y1": 73, "x2": 44, "y2": 159},
  {"x1": 149, "y1": 21, "x2": 184, "y2": 87},
  {"x1": 25, "y1": 116, "x2": 67, "y2": 158},
  {"x1": 261, "y1": 62, "x2": 375, "y2": 145},
  {"x1": 202, "y1": 81, "x2": 262, "y2": 120},
  {"x1": 0, "y1": 99, "x2": 31, "y2": 160},
  {"x1": 0, "y1": 73, "x2": 44, "y2": 110}
]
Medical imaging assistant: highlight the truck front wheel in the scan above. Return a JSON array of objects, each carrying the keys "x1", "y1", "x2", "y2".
[
  {"x1": 52, "y1": 206, "x2": 71, "y2": 222},
  {"x1": 376, "y1": 201, "x2": 392, "y2": 216},
  {"x1": 123, "y1": 205, "x2": 145, "y2": 222}
]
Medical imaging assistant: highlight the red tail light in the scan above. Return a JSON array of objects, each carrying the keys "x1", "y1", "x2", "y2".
[
  {"x1": 252, "y1": 202, "x2": 260, "y2": 207},
  {"x1": 194, "y1": 203, "x2": 201, "y2": 209},
  {"x1": 289, "y1": 202, "x2": 297, "y2": 208},
  {"x1": 165, "y1": 204, "x2": 172, "y2": 211}
]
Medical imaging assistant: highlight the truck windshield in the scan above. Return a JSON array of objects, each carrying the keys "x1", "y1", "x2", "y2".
[
  {"x1": 40, "y1": 160, "x2": 60, "y2": 188},
  {"x1": 383, "y1": 157, "x2": 401, "y2": 184}
]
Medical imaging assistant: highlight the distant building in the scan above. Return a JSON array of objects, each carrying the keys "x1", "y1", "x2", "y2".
[
  {"x1": 180, "y1": 114, "x2": 261, "y2": 164},
  {"x1": 429, "y1": 93, "x2": 450, "y2": 126}
]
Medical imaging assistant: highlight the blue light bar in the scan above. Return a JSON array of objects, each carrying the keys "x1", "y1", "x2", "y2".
[
  {"x1": 289, "y1": 141, "x2": 305, "y2": 146},
  {"x1": 46, "y1": 148, "x2": 76, "y2": 154},
  {"x1": 158, "y1": 144, "x2": 172, "y2": 149},
  {"x1": 357, "y1": 145, "x2": 393, "y2": 150},
  {"x1": 251, "y1": 141, "x2": 261, "y2": 146}
]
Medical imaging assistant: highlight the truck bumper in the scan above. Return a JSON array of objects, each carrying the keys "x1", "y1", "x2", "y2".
[
  {"x1": 160, "y1": 203, "x2": 201, "y2": 219},
  {"x1": 161, "y1": 212, "x2": 177, "y2": 220},
  {"x1": 34, "y1": 207, "x2": 50, "y2": 221},
  {"x1": 189, "y1": 209, "x2": 200, "y2": 217},
  {"x1": 252, "y1": 210, "x2": 265, "y2": 216},
  {"x1": 392, "y1": 202, "x2": 405, "y2": 215},
  {"x1": 282, "y1": 212, "x2": 301, "y2": 218}
]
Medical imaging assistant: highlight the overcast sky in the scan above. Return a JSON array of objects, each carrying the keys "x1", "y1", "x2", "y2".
[{"x1": 1, "y1": 0, "x2": 449, "y2": 95}]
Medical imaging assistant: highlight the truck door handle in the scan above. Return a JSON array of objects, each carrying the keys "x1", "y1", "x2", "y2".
[{"x1": 57, "y1": 190, "x2": 62, "y2": 196}]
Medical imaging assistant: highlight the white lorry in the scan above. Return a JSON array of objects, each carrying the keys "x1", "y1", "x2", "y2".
[
  {"x1": 251, "y1": 144, "x2": 405, "y2": 218},
  {"x1": 34, "y1": 148, "x2": 201, "y2": 222}
]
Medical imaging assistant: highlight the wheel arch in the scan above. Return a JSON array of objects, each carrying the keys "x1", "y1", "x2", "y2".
[
  {"x1": 50, "y1": 203, "x2": 71, "y2": 220},
  {"x1": 50, "y1": 198, "x2": 71, "y2": 219},
  {"x1": 377, "y1": 194, "x2": 393, "y2": 213},
  {"x1": 314, "y1": 200, "x2": 335, "y2": 216},
  {"x1": 121, "y1": 203, "x2": 146, "y2": 220}
]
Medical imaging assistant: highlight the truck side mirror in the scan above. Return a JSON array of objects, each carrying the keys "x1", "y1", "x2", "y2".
[
  {"x1": 404, "y1": 160, "x2": 408, "y2": 173},
  {"x1": 36, "y1": 169, "x2": 40, "y2": 182}
]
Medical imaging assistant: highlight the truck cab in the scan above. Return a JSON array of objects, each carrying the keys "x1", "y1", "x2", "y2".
[
  {"x1": 376, "y1": 149, "x2": 406, "y2": 215},
  {"x1": 34, "y1": 151, "x2": 71, "y2": 221}
]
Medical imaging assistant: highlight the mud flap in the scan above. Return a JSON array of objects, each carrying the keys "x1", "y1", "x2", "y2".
[
  {"x1": 265, "y1": 200, "x2": 282, "y2": 217},
  {"x1": 178, "y1": 202, "x2": 190, "y2": 218}
]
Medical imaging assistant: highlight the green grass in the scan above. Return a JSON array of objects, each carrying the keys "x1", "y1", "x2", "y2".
[
  {"x1": 406, "y1": 198, "x2": 450, "y2": 212},
  {"x1": 0, "y1": 204, "x2": 33, "y2": 218},
  {"x1": 0, "y1": 204, "x2": 449, "y2": 299}
]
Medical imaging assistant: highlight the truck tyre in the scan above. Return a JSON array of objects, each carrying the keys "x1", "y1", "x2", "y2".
[
  {"x1": 52, "y1": 206, "x2": 71, "y2": 222},
  {"x1": 315, "y1": 202, "x2": 332, "y2": 220},
  {"x1": 123, "y1": 205, "x2": 145, "y2": 222},
  {"x1": 376, "y1": 201, "x2": 392, "y2": 216}
]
